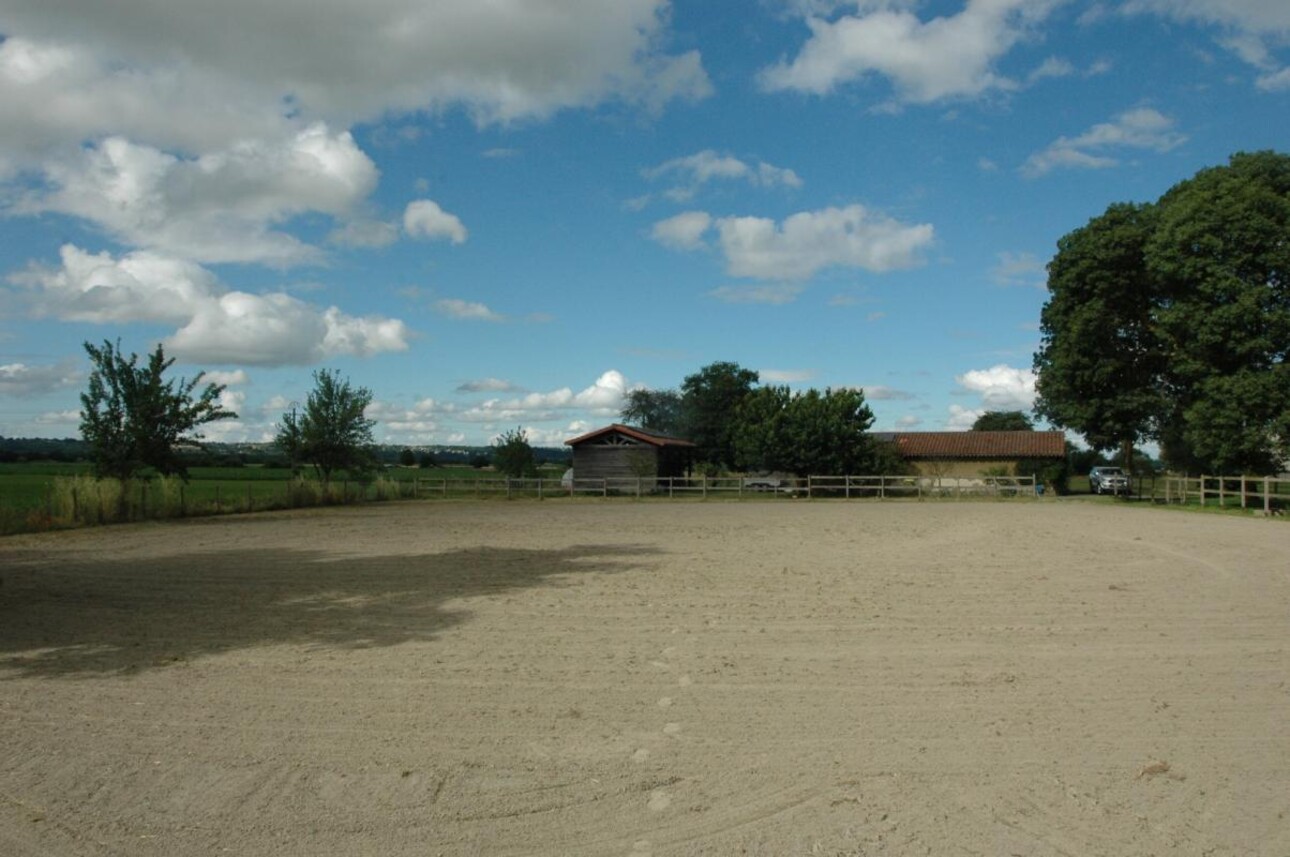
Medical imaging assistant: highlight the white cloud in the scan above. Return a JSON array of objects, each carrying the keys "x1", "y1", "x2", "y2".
[
  {"x1": 7, "y1": 245, "x2": 410, "y2": 366},
  {"x1": 643, "y1": 150, "x2": 803, "y2": 198},
  {"x1": 1021, "y1": 108, "x2": 1187, "y2": 178},
  {"x1": 434, "y1": 299, "x2": 505, "y2": 322},
  {"x1": 863, "y1": 385, "x2": 915, "y2": 401},
  {"x1": 203, "y1": 370, "x2": 250, "y2": 387},
  {"x1": 0, "y1": 1, "x2": 711, "y2": 146},
  {"x1": 714, "y1": 205, "x2": 934, "y2": 280},
  {"x1": 1123, "y1": 0, "x2": 1290, "y2": 35},
  {"x1": 955, "y1": 364, "x2": 1037, "y2": 410},
  {"x1": 16, "y1": 125, "x2": 377, "y2": 265},
  {"x1": 761, "y1": 369, "x2": 817, "y2": 383},
  {"x1": 946, "y1": 403, "x2": 983, "y2": 430},
  {"x1": 404, "y1": 200, "x2": 468, "y2": 244},
  {"x1": 651, "y1": 211, "x2": 713, "y2": 250},
  {"x1": 456, "y1": 378, "x2": 525, "y2": 394},
  {"x1": 760, "y1": 0, "x2": 1062, "y2": 104},
  {"x1": 459, "y1": 370, "x2": 629, "y2": 423},
  {"x1": 1258, "y1": 67, "x2": 1290, "y2": 90},
  {"x1": 0, "y1": 360, "x2": 81, "y2": 397}
]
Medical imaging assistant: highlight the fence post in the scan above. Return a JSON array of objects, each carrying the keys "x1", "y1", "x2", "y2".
[
  {"x1": 702, "y1": 476, "x2": 707, "y2": 499},
  {"x1": 1265, "y1": 476, "x2": 1272, "y2": 516},
  {"x1": 506, "y1": 478, "x2": 512, "y2": 500},
  {"x1": 1240, "y1": 475, "x2": 1247, "y2": 510}
]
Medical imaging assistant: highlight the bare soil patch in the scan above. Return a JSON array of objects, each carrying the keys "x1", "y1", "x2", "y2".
[{"x1": 3, "y1": 501, "x2": 1288, "y2": 855}]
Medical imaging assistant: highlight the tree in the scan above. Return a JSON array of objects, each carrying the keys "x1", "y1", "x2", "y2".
[
  {"x1": 492, "y1": 426, "x2": 537, "y2": 478},
  {"x1": 418, "y1": 450, "x2": 438, "y2": 469},
  {"x1": 398, "y1": 448, "x2": 416, "y2": 467},
  {"x1": 680, "y1": 361, "x2": 760, "y2": 470},
  {"x1": 1147, "y1": 151, "x2": 1290, "y2": 474},
  {"x1": 1036, "y1": 152, "x2": 1290, "y2": 474},
  {"x1": 276, "y1": 369, "x2": 376, "y2": 484},
  {"x1": 80, "y1": 340, "x2": 236, "y2": 481},
  {"x1": 620, "y1": 388, "x2": 684, "y2": 435},
  {"x1": 1034, "y1": 202, "x2": 1165, "y2": 471},
  {"x1": 733, "y1": 386, "x2": 879, "y2": 476},
  {"x1": 970, "y1": 410, "x2": 1035, "y2": 431}
]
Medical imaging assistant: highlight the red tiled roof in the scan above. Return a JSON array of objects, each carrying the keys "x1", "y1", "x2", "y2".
[
  {"x1": 882, "y1": 431, "x2": 1066, "y2": 459},
  {"x1": 565, "y1": 424, "x2": 696, "y2": 448}
]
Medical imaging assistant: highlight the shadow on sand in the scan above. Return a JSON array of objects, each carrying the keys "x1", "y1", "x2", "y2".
[{"x1": 0, "y1": 542, "x2": 661, "y2": 679}]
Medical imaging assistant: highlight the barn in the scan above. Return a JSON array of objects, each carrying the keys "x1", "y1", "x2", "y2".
[
  {"x1": 875, "y1": 431, "x2": 1067, "y2": 477},
  {"x1": 565, "y1": 424, "x2": 696, "y2": 487}
]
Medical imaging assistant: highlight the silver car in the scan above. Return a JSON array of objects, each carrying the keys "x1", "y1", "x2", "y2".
[{"x1": 1089, "y1": 466, "x2": 1129, "y2": 495}]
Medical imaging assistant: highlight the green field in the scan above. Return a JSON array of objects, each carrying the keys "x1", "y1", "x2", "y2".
[{"x1": 0, "y1": 462, "x2": 567, "y2": 522}]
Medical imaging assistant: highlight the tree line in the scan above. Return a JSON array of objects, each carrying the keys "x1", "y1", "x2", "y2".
[
  {"x1": 620, "y1": 361, "x2": 905, "y2": 476},
  {"x1": 75, "y1": 345, "x2": 552, "y2": 483}
]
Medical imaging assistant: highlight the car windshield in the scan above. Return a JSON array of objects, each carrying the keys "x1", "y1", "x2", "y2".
[{"x1": 1099, "y1": 468, "x2": 1124, "y2": 475}]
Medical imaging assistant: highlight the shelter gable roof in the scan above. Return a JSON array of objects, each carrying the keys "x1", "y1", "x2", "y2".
[
  {"x1": 565, "y1": 423, "x2": 696, "y2": 448},
  {"x1": 881, "y1": 431, "x2": 1066, "y2": 459}
]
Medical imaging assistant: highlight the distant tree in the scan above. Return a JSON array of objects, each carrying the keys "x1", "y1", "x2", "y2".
[
  {"x1": 275, "y1": 369, "x2": 376, "y2": 484},
  {"x1": 418, "y1": 450, "x2": 438, "y2": 469},
  {"x1": 492, "y1": 426, "x2": 538, "y2": 478},
  {"x1": 468, "y1": 453, "x2": 491, "y2": 469},
  {"x1": 398, "y1": 448, "x2": 416, "y2": 467},
  {"x1": 680, "y1": 361, "x2": 760, "y2": 470},
  {"x1": 970, "y1": 410, "x2": 1035, "y2": 431},
  {"x1": 620, "y1": 388, "x2": 684, "y2": 435},
  {"x1": 732, "y1": 386, "x2": 791, "y2": 473},
  {"x1": 79, "y1": 340, "x2": 236, "y2": 481},
  {"x1": 733, "y1": 386, "x2": 879, "y2": 476}
]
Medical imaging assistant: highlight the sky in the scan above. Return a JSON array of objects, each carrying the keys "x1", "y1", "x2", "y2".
[{"x1": 1, "y1": 0, "x2": 1288, "y2": 448}]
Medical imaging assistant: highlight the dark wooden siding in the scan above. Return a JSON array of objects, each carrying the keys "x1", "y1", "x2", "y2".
[{"x1": 572, "y1": 446, "x2": 658, "y2": 483}]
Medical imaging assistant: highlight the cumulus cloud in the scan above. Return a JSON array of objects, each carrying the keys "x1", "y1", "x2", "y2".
[
  {"x1": 715, "y1": 205, "x2": 934, "y2": 280},
  {"x1": 651, "y1": 211, "x2": 713, "y2": 250},
  {"x1": 643, "y1": 150, "x2": 803, "y2": 200},
  {"x1": 1021, "y1": 108, "x2": 1187, "y2": 178},
  {"x1": 15, "y1": 125, "x2": 377, "y2": 265},
  {"x1": 434, "y1": 299, "x2": 505, "y2": 322},
  {"x1": 0, "y1": 1, "x2": 710, "y2": 146},
  {"x1": 459, "y1": 370, "x2": 629, "y2": 423},
  {"x1": 760, "y1": 0, "x2": 1062, "y2": 105},
  {"x1": 7, "y1": 245, "x2": 410, "y2": 366},
  {"x1": 658, "y1": 205, "x2": 934, "y2": 281},
  {"x1": 946, "y1": 403, "x2": 984, "y2": 430},
  {"x1": 0, "y1": 359, "x2": 81, "y2": 397},
  {"x1": 955, "y1": 364, "x2": 1037, "y2": 410},
  {"x1": 404, "y1": 200, "x2": 468, "y2": 244}
]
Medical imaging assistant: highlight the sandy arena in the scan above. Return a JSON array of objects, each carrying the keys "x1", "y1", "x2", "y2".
[{"x1": 2, "y1": 500, "x2": 1288, "y2": 856}]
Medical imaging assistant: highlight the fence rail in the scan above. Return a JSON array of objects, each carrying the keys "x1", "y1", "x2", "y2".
[
  {"x1": 1160, "y1": 475, "x2": 1289, "y2": 514},
  {"x1": 406, "y1": 474, "x2": 1038, "y2": 500}
]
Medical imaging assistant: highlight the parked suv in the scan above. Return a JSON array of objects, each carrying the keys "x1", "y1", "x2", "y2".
[{"x1": 1089, "y1": 466, "x2": 1130, "y2": 495}]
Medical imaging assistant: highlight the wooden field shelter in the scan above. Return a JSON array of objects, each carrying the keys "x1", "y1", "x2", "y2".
[{"x1": 565, "y1": 424, "x2": 696, "y2": 485}]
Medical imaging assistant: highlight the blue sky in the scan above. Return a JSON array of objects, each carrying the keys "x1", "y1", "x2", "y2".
[{"x1": 2, "y1": 0, "x2": 1288, "y2": 447}]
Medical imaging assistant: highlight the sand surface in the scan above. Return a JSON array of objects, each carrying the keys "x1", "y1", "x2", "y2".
[{"x1": 2, "y1": 499, "x2": 1288, "y2": 856}]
